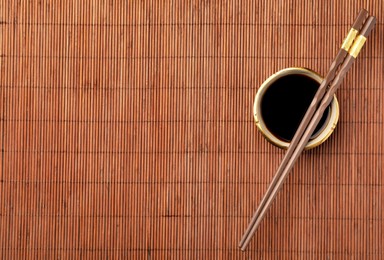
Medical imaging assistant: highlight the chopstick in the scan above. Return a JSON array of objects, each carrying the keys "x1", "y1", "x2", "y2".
[
  {"x1": 240, "y1": 9, "x2": 369, "y2": 248},
  {"x1": 239, "y1": 12, "x2": 376, "y2": 251},
  {"x1": 240, "y1": 9, "x2": 369, "y2": 249}
]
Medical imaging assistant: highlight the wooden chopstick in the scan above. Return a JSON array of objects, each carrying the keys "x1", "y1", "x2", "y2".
[
  {"x1": 239, "y1": 12, "x2": 376, "y2": 251},
  {"x1": 239, "y1": 9, "x2": 370, "y2": 249},
  {"x1": 239, "y1": 16, "x2": 376, "y2": 250},
  {"x1": 239, "y1": 9, "x2": 369, "y2": 249}
]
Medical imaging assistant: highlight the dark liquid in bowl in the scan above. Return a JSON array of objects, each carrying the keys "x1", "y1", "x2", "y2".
[{"x1": 261, "y1": 74, "x2": 331, "y2": 142}]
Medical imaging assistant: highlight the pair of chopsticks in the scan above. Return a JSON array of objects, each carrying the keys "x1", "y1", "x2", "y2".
[{"x1": 239, "y1": 9, "x2": 376, "y2": 251}]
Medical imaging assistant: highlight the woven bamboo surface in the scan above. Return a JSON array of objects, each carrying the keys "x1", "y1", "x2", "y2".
[{"x1": 1, "y1": 0, "x2": 383, "y2": 258}]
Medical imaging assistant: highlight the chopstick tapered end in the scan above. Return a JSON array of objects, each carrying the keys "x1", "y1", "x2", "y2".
[
  {"x1": 239, "y1": 241, "x2": 248, "y2": 251},
  {"x1": 238, "y1": 238, "x2": 247, "y2": 250}
]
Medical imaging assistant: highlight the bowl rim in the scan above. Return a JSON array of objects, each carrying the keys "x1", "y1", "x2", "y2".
[{"x1": 253, "y1": 67, "x2": 339, "y2": 150}]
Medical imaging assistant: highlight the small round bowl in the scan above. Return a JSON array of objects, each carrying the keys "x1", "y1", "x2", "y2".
[{"x1": 253, "y1": 67, "x2": 339, "y2": 150}]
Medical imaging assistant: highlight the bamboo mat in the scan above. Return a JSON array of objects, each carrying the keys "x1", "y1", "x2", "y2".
[{"x1": 1, "y1": 0, "x2": 383, "y2": 258}]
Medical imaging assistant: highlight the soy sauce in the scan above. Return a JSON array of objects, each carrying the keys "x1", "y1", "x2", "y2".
[{"x1": 261, "y1": 74, "x2": 330, "y2": 142}]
